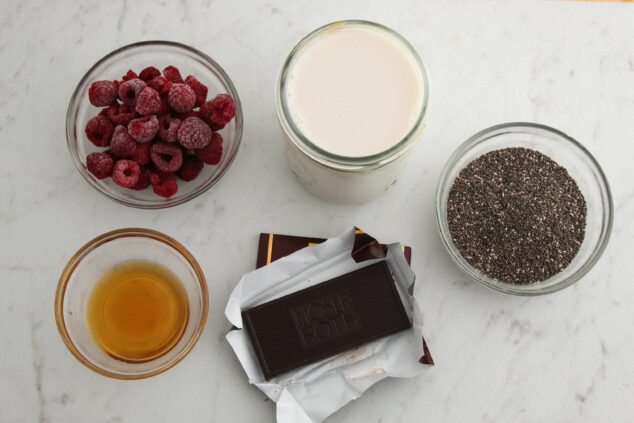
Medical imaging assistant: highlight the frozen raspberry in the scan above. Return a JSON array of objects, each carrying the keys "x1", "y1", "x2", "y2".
[
  {"x1": 132, "y1": 168, "x2": 150, "y2": 190},
  {"x1": 88, "y1": 80, "x2": 118, "y2": 107},
  {"x1": 177, "y1": 117, "x2": 211, "y2": 149},
  {"x1": 118, "y1": 78, "x2": 147, "y2": 107},
  {"x1": 174, "y1": 110, "x2": 200, "y2": 120},
  {"x1": 112, "y1": 160, "x2": 141, "y2": 188},
  {"x1": 147, "y1": 76, "x2": 173, "y2": 95},
  {"x1": 85, "y1": 116, "x2": 114, "y2": 147},
  {"x1": 201, "y1": 94, "x2": 236, "y2": 125},
  {"x1": 139, "y1": 66, "x2": 160, "y2": 81},
  {"x1": 195, "y1": 132, "x2": 223, "y2": 165},
  {"x1": 128, "y1": 115, "x2": 159, "y2": 143},
  {"x1": 121, "y1": 69, "x2": 138, "y2": 82},
  {"x1": 158, "y1": 95, "x2": 170, "y2": 115},
  {"x1": 158, "y1": 115, "x2": 181, "y2": 142},
  {"x1": 185, "y1": 75, "x2": 208, "y2": 107},
  {"x1": 168, "y1": 83, "x2": 196, "y2": 113},
  {"x1": 178, "y1": 155, "x2": 204, "y2": 181},
  {"x1": 135, "y1": 87, "x2": 161, "y2": 116},
  {"x1": 100, "y1": 103, "x2": 137, "y2": 126},
  {"x1": 151, "y1": 142, "x2": 183, "y2": 172},
  {"x1": 163, "y1": 65, "x2": 184, "y2": 83},
  {"x1": 208, "y1": 121, "x2": 225, "y2": 131},
  {"x1": 110, "y1": 125, "x2": 137, "y2": 157},
  {"x1": 150, "y1": 170, "x2": 178, "y2": 198},
  {"x1": 86, "y1": 152, "x2": 114, "y2": 179},
  {"x1": 132, "y1": 141, "x2": 152, "y2": 165}
]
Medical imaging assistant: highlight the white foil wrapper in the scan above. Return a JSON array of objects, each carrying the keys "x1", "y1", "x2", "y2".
[{"x1": 225, "y1": 227, "x2": 432, "y2": 423}]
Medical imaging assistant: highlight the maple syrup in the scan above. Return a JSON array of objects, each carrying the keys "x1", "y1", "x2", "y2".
[{"x1": 85, "y1": 260, "x2": 189, "y2": 362}]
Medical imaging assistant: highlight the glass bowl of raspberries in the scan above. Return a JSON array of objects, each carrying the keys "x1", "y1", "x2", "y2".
[{"x1": 67, "y1": 41, "x2": 243, "y2": 208}]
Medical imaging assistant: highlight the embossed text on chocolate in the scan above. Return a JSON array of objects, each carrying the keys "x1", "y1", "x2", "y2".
[{"x1": 290, "y1": 290, "x2": 361, "y2": 348}]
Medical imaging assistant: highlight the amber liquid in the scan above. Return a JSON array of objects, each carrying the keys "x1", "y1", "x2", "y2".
[{"x1": 85, "y1": 260, "x2": 189, "y2": 362}]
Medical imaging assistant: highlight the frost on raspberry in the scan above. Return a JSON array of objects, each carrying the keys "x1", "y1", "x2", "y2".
[
  {"x1": 86, "y1": 152, "x2": 113, "y2": 179},
  {"x1": 110, "y1": 125, "x2": 137, "y2": 157},
  {"x1": 112, "y1": 159, "x2": 141, "y2": 188},
  {"x1": 85, "y1": 115, "x2": 114, "y2": 147},
  {"x1": 151, "y1": 141, "x2": 183, "y2": 172},
  {"x1": 177, "y1": 117, "x2": 212, "y2": 149},
  {"x1": 128, "y1": 115, "x2": 159, "y2": 143},
  {"x1": 195, "y1": 132, "x2": 223, "y2": 165},
  {"x1": 88, "y1": 80, "x2": 118, "y2": 107},
  {"x1": 168, "y1": 83, "x2": 196, "y2": 113},
  {"x1": 118, "y1": 78, "x2": 147, "y2": 107},
  {"x1": 135, "y1": 87, "x2": 161, "y2": 116}
]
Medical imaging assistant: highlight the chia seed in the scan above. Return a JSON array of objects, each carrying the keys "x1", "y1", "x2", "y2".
[{"x1": 447, "y1": 147, "x2": 587, "y2": 284}]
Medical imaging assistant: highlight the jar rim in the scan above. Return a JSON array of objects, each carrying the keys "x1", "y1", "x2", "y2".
[{"x1": 275, "y1": 20, "x2": 430, "y2": 170}]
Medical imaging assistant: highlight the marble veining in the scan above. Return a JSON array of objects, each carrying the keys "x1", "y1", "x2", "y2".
[{"x1": 1, "y1": 0, "x2": 633, "y2": 422}]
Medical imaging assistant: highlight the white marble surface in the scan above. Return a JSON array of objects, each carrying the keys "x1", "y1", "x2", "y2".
[{"x1": 1, "y1": 0, "x2": 633, "y2": 422}]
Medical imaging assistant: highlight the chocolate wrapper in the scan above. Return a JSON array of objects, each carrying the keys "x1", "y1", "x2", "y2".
[
  {"x1": 256, "y1": 231, "x2": 412, "y2": 268},
  {"x1": 225, "y1": 228, "x2": 433, "y2": 423}
]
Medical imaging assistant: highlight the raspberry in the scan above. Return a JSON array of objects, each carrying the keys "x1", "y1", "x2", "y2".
[
  {"x1": 101, "y1": 103, "x2": 137, "y2": 126},
  {"x1": 151, "y1": 141, "x2": 183, "y2": 172},
  {"x1": 158, "y1": 115, "x2": 181, "y2": 142},
  {"x1": 135, "y1": 87, "x2": 161, "y2": 116},
  {"x1": 88, "y1": 80, "x2": 118, "y2": 107},
  {"x1": 174, "y1": 110, "x2": 200, "y2": 120},
  {"x1": 85, "y1": 115, "x2": 114, "y2": 147},
  {"x1": 168, "y1": 83, "x2": 196, "y2": 113},
  {"x1": 132, "y1": 168, "x2": 150, "y2": 190},
  {"x1": 185, "y1": 75, "x2": 208, "y2": 107},
  {"x1": 128, "y1": 115, "x2": 159, "y2": 143},
  {"x1": 121, "y1": 70, "x2": 138, "y2": 82},
  {"x1": 195, "y1": 132, "x2": 223, "y2": 165},
  {"x1": 147, "y1": 76, "x2": 173, "y2": 95},
  {"x1": 150, "y1": 170, "x2": 178, "y2": 198},
  {"x1": 208, "y1": 121, "x2": 225, "y2": 131},
  {"x1": 163, "y1": 65, "x2": 184, "y2": 83},
  {"x1": 132, "y1": 141, "x2": 152, "y2": 165},
  {"x1": 112, "y1": 160, "x2": 141, "y2": 188},
  {"x1": 178, "y1": 155, "x2": 204, "y2": 181},
  {"x1": 118, "y1": 78, "x2": 147, "y2": 107},
  {"x1": 139, "y1": 66, "x2": 160, "y2": 81},
  {"x1": 201, "y1": 94, "x2": 236, "y2": 125},
  {"x1": 86, "y1": 152, "x2": 114, "y2": 179},
  {"x1": 158, "y1": 95, "x2": 170, "y2": 115},
  {"x1": 110, "y1": 125, "x2": 137, "y2": 157},
  {"x1": 177, "y1": 117, "x2": 211, "y2": 149}
]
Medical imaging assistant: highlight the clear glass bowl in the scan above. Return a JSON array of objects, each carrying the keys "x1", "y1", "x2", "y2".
[
  {"x1": 436, "y1": 123, "x2": 613, "y2": 296},
  {"x1": 66, "y1": 41, "x2": 243, "y2": 209},
  {"x1": 55, "y1": 228, "x2": 209, "y2": 379}
]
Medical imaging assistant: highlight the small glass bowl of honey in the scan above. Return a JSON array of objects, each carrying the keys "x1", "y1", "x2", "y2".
[{"x1": 55, "y1": 228, "x2": 208, "y2": 379}]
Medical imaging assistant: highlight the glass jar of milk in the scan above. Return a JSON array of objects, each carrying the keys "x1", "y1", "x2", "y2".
[{"x1": 276, "y1": 20, "x2": 429, "y2": 204}]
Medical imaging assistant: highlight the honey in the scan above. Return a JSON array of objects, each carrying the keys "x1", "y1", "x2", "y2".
[{"x1": 85, "y1": 260, "x2": 189, "y2": 362}]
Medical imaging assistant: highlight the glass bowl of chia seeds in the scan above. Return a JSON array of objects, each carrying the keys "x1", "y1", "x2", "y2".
[{"x1": 436, "y1": 122, "x2": 613, "y2": 295}]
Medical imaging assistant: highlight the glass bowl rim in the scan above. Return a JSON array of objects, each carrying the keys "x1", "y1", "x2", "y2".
[
  {"x1": 66, "y1": 40, "x2": 243, "y2": 209},
  {"x1": 275, "y1": 20, "x2": 430, "y2": 170},
  {"x1": 435, "y1": 122, "x2": 614, "y2": 296},
  {"x1": 54, "y1": 227, "x2": 209, "y2": 379}
]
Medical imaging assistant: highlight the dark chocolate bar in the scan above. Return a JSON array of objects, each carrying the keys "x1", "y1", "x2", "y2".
[
  {"x1": 256, "y1": 232, "x2": 412, "y2": 269},
  {"x1": 242, "y1": 261, "x2": 411, "y2": 380}
]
